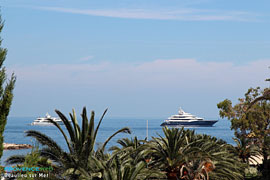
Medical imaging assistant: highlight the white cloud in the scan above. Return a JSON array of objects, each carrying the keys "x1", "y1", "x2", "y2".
[
  {"x1": 34, "y1": 6, "x2": 258, "y2": 22},
  {"x1": 79, "y1": 55, "x2": 94, "y2": 62},
  {"x1": 8, "y1": 59, "x2": 270, "y2": 117},
  {"x1": 9, "y1": 59, "x2": 270, "y2": 91}
]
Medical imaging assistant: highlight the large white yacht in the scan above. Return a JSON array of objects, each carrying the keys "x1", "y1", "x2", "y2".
[
  {"x1": 160, "y1": 107, "x2": 218, "y2": 127},
  {"x1": 31, "y1": 113, "x2": 64, "y2": 125}
]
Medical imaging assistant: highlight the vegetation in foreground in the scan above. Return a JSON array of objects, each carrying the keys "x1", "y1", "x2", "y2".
[
  {"x1": 0, "y1": 82, "x2": 268, "y2": 180},
  {"x1": 2, "y1": 90, "x2": 270, "y2": 180},
  {"x1": 0, "y1": 14, "x2": 16, "y2": 160},
  {"x1": 5, "y1": 102, "x2": 266, "y2": 180},
  {"x1": 218, "y1": 87, "x2": 270, "y2": 179},
  {"x1": 4, "y1": 88, "x2": 270, "y2": 179}
]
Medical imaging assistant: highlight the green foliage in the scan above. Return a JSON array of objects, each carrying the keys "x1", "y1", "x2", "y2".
[
  {"x1": 179, "y1": 159, "x2": 212, "y2": 180},
  {"x1": 217, "y1": 87, "x2": 270, "y2": 140},
  {"x1": 6, "y1": 144, "x2": 58, "y2": 180},
  {"x1": 7, "y1": 105, "x2": 262, "y2": 179},
  {"x1": 0, "y1": 14, "x2": 16, "y2": 159},
  {"x1": 91, "y1": 154, "x2": 164, "y2": 180},
  {"x1": 7, "y1": 116, "x2": 250, "y2": 180},
  {"x1": 109, "y1": 136, "x2": 147, "y2": 162},
  {"x1": 16, "y1": 146, "x2": 42, "y2": 180},
  {"x1": 25, "y1": 107, "x2": 131, "y2": 179},
  {"x1": 146, "y1": 127, "x2": 245, "y2": 180},
  {"x1": 233, "y1": 136, "x2": 261, "y2": 164},
  {"x1": 147, "y1": 127, "x2": 188, "y2": 174},
  {"x1": 217, "y1": 87, "x2": 270, "y2": 179},
  {"x1": 97, "y1": 136, "x2": 166, "y2": 180},
  {"x1": 244, "y1": 167, "x2": 261, "y2": 179}
]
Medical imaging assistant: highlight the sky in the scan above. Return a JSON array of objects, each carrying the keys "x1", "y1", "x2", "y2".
[{"x1": 1, "y1": 0, "x2": 270, "y2": 119}]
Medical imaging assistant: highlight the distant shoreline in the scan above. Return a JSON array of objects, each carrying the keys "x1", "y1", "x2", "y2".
[{"x1": 3, "y1": 143, "x2": 32, "y2": 150}]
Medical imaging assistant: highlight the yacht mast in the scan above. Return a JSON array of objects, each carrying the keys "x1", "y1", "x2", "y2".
[{"x1": 146, "y1": 120, "x2": 148, "y2": 141}]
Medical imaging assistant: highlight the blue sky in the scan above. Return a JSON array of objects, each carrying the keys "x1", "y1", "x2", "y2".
[{"x1": 1, "y1": 0, "x2": 270, "y2": 118}]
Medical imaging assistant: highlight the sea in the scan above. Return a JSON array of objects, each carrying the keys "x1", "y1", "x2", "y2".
[{"x1": 1, "y1": 117, "x2": 234, "y2": 165}]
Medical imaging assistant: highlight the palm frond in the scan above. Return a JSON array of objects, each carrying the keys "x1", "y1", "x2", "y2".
[{"x1": 5, "y1": 155, "x2": 25, "y2": 165}]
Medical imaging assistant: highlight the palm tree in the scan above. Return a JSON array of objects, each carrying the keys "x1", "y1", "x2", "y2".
[
  {"x1": 6, "y1": 145, "x2": 59, "y2": 179},
  {"x1": 109, "y1": 136, "x2": 145, "y2": 153},
  {"x1": 146, "y1": 127, "x2": 245, "y2": 180},
  {"x1": 195, "y1": 134, "x2": 245, "y2": 180},
  {"x1": 233, "y1": 136, "x2": 261, "y2": 164},
  {"x1": 179, "y1": 159, "x2": 214, "y2": 180},
  {"x1": 81, "y1": 135, "x2": 164, "y2": 180},
  {"x1": 22, "y1": 107, "x2": 131, "y2": 179},
  {"x1": 91, "y1": 153, "x2": 164, "y2": 180},
  {"x1": 109, "y1": 136, "x2": 147, "y2": 162},
  {"x1": 146, "y1": 127, "x2": 196, "y2": 179}
]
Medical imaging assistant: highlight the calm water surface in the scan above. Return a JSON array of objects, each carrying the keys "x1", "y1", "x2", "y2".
[{"x1": 1, "y1": 117, "x2": 234, "y2": 164}]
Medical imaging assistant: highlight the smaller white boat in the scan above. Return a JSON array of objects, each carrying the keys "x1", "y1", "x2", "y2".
[{"x1": 31, "y1": 113, "x2": 64, "y2": 125}]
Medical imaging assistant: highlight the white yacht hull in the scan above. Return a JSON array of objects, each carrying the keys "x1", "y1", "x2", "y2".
[
  {"x1": 161, "y1": 107, "x2": 218, "y2": 127},
  {"x1": 31, "y1": 113, "x2": 65, "y2": 126},
  {"x1": 160, "y1": 120, "x2": 218, "y2": 127},
  {"x1": 31, "y1": 121, "x2": 64, "y2": 126}
]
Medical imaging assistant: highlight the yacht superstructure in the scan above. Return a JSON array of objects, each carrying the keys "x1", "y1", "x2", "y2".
[
  {"x1": 31, "y1": 113, "x2": 63, "y2": 125},
  {"x1": 160, "y1": 107, "x2": 217, "y2": 127}
]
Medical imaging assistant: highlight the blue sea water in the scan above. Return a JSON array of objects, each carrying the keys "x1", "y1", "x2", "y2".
[{"x1": 1, "y1": 116, "x2": 234, "y2": 165}]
